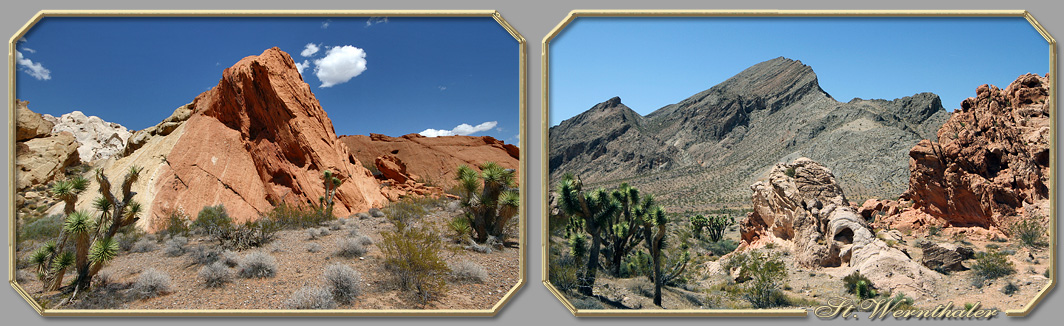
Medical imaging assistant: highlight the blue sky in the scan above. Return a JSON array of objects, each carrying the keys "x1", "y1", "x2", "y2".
[
  {"x1": 15, "y1": 17, "x2": 520, "y2": 143},
  {"x1": 550, "y1": 17, "x2": 1050, "y2": 126}
]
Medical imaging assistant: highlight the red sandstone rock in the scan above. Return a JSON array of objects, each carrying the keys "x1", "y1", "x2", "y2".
[
  {"x1": 903, "y1": 73, "x2": 1050, "y2": 231},
  {"x1": 148, "y1": 48, "x2": 386, "y2": 224},
  {"x1": 375, "y1": 154, "x2": 411, "y2": 184},
  {"x1": 340, "y1": 133, "x2": 520, "y2": 189}
]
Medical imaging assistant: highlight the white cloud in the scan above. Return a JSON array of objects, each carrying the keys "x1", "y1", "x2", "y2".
[
  {"x1": 321, "y1": 20, "x2": 331, "y2": 29},
  {"x1": 300, "y1": 43, "x2": 320, "y2": 57},
  {"x1": 313, "y1": 45, "x2": 367, "y2": 88},
  {"x1": 366, "y1": 17, "x2": 388, "y2": 27},
  {"x1": 419, "y1": 121, "x2": 497, "y2": 137},
  {"x1": 22, "y1": 47, "x2": 35, "y2": 54},
  {"x1": 16, "y1": 51, "x2": 51, "y2": 80},
  {"x1": 437, "y1": 86, "x2": 447, "y2": 91},
  {"x1": 295, "y1": 60, "x2": 311, "y2": 74}
]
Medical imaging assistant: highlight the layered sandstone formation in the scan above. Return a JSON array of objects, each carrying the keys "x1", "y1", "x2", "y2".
[
  {"x1": 66, "y1": 48, "x2": 386, "y2": 228},
  {"x1": 903, "y1": 73, "x2": 1051, "y2": 231},
  {"x1": 738, "y1": 158, "x2": 938, "y2": 298},
  {"x1": 43, "y1": 111, "x2": 132, "y2": 163},
  {"x1": 15, "y1": 100, "x2": 80, "y2": 190},
  {"x1": 340, "y1": 133, "x2": 520, "y2": 190}
]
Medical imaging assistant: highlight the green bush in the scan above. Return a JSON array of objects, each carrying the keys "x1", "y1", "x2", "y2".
[
  {"x1": 191, "y1": 205, "x2": 233, "y2": 238},
  {"x1": 548, "y1": 252, "x2": 581, "y2": 293},
  {"x1": 19, "y1": 214, "x2": 64, "y2": 241},
  {"x1": 380, "y1": 225, "x2": 449, "y2": 304},
  {"x1": 1011, "y1": 218, "x2": 1047, "y2": 248},
  {"x1": 267, "y1": 202, "x2": 333, "y2": 229},
  {"x1": 384, "y1": 198, "x2": 428, "y2": 229},
  {"x1": 725, "y1": 251, "x2": 788, "y2": 308},
  {"x1": 703, "y1": 238, "x2": 739, "y2": 257},
  {"x1": 971, "y1": 250, "x2": 1015, "y2": 287},
  {"x1": 843, "y1": 271, "x2": 877, "y2": 299}
]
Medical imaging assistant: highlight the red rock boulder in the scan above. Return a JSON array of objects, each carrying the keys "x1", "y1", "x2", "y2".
[
  {"x1": 149, "y1": 47, "x2": 386, "y2": 224},
  {"x1": 340, "y1": 133, "x2": 520, "y2": 189},
  {"x1": 903, "y1": 73, "x2": 1050, "y2": 230}
]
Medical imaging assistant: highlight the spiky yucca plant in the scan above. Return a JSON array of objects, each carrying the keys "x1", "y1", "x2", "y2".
[
  {"x1": 38, "y1": 166, "x2": 143, "y2": 298},
  {"x1": 456, "y1": 162, "x2": 519, "y2": 244}
]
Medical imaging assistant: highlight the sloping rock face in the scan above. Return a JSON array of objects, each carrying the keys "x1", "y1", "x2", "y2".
[
  {"x1": 549, "y1": 57, "x2": 948, "y2": 209},
  {"x1": 16, "y1": 100, "x2": 54, "y2": 141},
  {"x1": 904, "y1": 73, "x2": 1051, "y2": 230},
  {"x1": 15, "y1": 101, "x2": 81, "y2": 191},
  {"x1": 121, "y1": 104, "x2": 192, "y2": 156},
  {"x1": 43, "y1": 110, "x2": 132, "y2": 163},
  {"x1": 65, "y1": 48, "x2": 386, "y2": 229},
  {"x1": 548, "y1": 96, "x2": 677, "y2": 184},
  {"x1": 340, "y1": 133, "x2": 520, "y2": 189},
  {"x1": 739, "y1": 158, "x2": 939, "y2": 297}
]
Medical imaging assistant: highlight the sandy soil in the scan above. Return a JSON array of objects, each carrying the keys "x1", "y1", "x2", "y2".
[{"x1": 15, "y1": 201, "x2": 521, "y2": 311}]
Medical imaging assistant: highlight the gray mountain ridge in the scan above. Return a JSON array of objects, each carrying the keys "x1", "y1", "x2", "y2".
[{"x1": 549, "y1": 57, "x2": 949, "y2": 211}]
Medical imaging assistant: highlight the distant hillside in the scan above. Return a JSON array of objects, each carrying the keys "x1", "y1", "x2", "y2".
[{"x1": 549, "y1": 57, "x2": 949, "y2": 210}]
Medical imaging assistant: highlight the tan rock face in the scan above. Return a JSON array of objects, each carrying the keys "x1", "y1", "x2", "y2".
[
  {"x1": 43, "y1": 110, "x2": 132, "y2": 163},
  {"x1": 16, "y1": 100, "x2": 54, "y2": 141},
  {"x1": 904, "y1": 73, "x2": 1050, "y2": 230},
  {"x1": 144, "y1": 47, "x2": 386, "y2": 224},
  {"x1": 16, "y1": 132, "x2": 80, "y2": 191},
  {"x1": 739, "y1": 158, "x2": 938, "y2": 298},
  {"x1": 340, "y1": 133, "x2": 520, "y2": 189},
  {"x1": 14, "y1": 101, "x2": 81, "y2": 191}
]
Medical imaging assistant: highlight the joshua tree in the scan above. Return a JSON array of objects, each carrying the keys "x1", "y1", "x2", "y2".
[
  {"x1": 640, "y1": 202, "x2": 667, "y2": 306},
  {"x1": 320, "y1": 170, "x2": 343, "y2": 216},
  {"x1": 690, "y1": 214, "x2": 709, "y2": 240},
  {"x1": 602, "y1": 183, "x2": 646, "y2": 277},
  {"x1": 555, "y1": 173, "x2": 619, "y2": 296},
  {"x1": 456, "y1": 162, "x2": 520, "y2": 244},
  {"x1": 705, "y1": 213, "x2": 734, "y2": 243},
  {"x1": 638, "y1": 202, "x2": 689, "y2": 307},
  {"x1": 38, "y1": 166, "x2": 143, "y2": 299}
]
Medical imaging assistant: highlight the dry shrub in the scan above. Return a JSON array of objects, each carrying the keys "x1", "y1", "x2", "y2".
[{"x1": 380, "y1": 225, "x2": 450, "y2": 304}]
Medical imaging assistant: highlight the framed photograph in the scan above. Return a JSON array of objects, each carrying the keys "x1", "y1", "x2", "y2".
[
  {"x1": 9, "y1": 10, "x2": 525, "y2": 316},
  {"x1": 542, "y1": 10, "x2": 1054, "y2": 318}
]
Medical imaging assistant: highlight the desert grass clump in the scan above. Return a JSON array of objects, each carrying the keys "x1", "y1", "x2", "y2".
[
  {"x1": 381, "y1": 225, "x2": 450, "y2": 304},
  {"x1": 130, "y1": 238, "x2": 157, "y2": 253},
  {"x1": 1001, "y1": 281, "x2": 1019, "y2": 295},
  {"x1": 307, "y1": 243, "x2": 322, "y2": 253},
  {"x1": 356, "y1": 235, "x2": 373, "y2": 246},
  {"x1": 306, "y1": 227, "x2": 330, "y2": 240},
  {"x1": 450, "y1": 260, "x2": 488, "y2": 283},
  {"x1": 336, "y1": 237, "x2": 368, "y2": 258},
  {"x1": 323, "y1": 263, "x2": 362, "y2": 305},
  {"x1": 284, "y1": 286, "x2": 337, "y2": 309},
  {"x1": 220, "y1": 250, "x2": 241, "y2": 267},
  {"x1": 238, "y1": 252, "x2": 277, "y2": 278},
  {"x1": 188, "y1": 245, "x2": 222, "y2": 266},
  {"x1": 198, "y1": 262, "x2": 232, "y2": 288},
  {"x1": 131, "y1": 268, "x2": 172, "y2": 298},
  {"x1": 163, "y1": 236, "x2": 188, "y2": 257}
]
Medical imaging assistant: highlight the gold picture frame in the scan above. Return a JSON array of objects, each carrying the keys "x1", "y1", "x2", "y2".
[
  {"x1": 8, "y1": 9, "x2": 527, "y2": 316},
  {"x1": 540, "y1": 9, "x2": 1055, "y2": 317}
]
